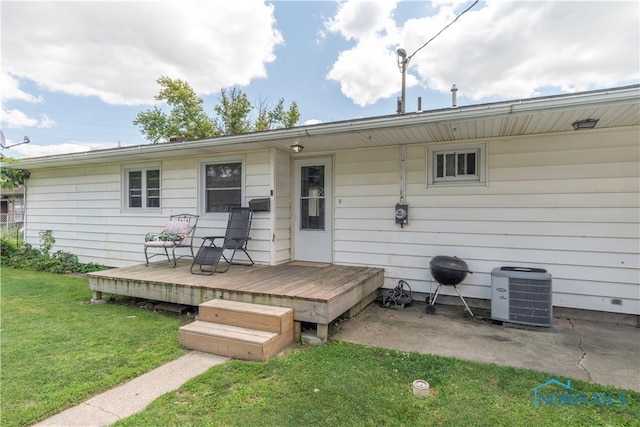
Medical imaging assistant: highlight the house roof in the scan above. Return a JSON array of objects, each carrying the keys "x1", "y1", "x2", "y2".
[{"x1": 4, "y1": 84, "x2": 639, "y2": 170}]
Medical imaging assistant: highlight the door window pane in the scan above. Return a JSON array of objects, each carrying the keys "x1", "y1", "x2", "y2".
[{"x1": 300, "y1": 165, "x2": 325, "y2": 230}]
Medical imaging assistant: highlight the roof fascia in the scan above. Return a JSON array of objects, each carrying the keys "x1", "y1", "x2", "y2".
[{"x1": 4, "y1": 85, "x2": 639, "y2": 170}]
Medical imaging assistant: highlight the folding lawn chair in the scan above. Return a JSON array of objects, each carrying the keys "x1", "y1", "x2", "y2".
[{"x1": 190, "y1": 207, "x2": 254, "y2": 275}]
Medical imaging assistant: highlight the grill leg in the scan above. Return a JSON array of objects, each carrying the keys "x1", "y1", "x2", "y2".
[
  {"x1": 452, "y1": 285, "x2": 474, "y2": 317},
  {"x1": 430, "y1": 284, "x2": 443, "y2": 305}
]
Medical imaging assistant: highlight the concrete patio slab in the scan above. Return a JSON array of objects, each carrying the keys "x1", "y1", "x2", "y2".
[{"x1": 333, "y1": 302, "x2": 640, "y2": 392}]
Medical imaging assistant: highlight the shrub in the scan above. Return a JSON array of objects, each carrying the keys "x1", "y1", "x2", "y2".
[
  {"x1": 0, "y1": 237, "x2": 19, "y2": 264},
  {"x1": 0, "y1": 230, "x2": 108, "y2": 274}
]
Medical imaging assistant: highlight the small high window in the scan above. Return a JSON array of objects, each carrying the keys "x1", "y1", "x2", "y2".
[{"x1": 428, "y1": 144, "x2": 486, "y2": 186}]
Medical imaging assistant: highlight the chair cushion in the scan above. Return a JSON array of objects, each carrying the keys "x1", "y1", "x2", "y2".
[
  {"x1": 145, "y1": 239, "x2": 181, "y2": 248},
  {"x1": 164, "y1": 220, "x2": 190, "y2": 235},
  {"x1": 145, "y1": 220, "x2": 190, "y2": 246}
]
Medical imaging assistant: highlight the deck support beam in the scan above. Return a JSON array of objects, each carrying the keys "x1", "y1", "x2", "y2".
[
  {"x1": 91, "y1": 290, "x2": 106, "y2": 304},
  {"x1": 317, "y1": 323, "x2": 329, "y2": 341}
]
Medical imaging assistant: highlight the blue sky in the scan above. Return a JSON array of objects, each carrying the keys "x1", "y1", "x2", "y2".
[{"x1": 2, "y1": 0, "x2": 639, "y2": 159}]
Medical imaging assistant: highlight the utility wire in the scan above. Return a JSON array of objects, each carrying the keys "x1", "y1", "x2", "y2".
[{"x1": 407, "y1": 0, "x2": 479, "y2": 61}]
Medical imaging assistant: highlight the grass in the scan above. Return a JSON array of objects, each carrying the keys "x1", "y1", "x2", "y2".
[
  {"x1": 0, "y1": 268, "x2": 188, "y2": 427},
  {"x1": 115, "y1": 342, "x2": 638, "y2": 427},
  {"x1": 2, "y1": 268, "x2": 638, "y2": 427}
]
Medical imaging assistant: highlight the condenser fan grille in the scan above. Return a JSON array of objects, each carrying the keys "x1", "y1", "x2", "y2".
[{"x1": 508, "y1": 278, "x2": 552, "y2": 325}]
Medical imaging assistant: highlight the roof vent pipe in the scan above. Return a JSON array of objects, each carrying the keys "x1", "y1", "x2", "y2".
[
  {"x1": 451, "y1": 84, "x2": 458, "y2": 108},
  {"x1": 417, "y1": 97, "x2": 422, "y2": 113}
]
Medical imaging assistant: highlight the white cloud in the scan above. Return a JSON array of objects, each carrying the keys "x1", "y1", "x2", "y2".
[
  {"x1": 1, "y1": 73, "x2": 43, "y2": 103},
  {"x1": 1, "y1": 109, "x2": 56, "y2": 129},
  {"x1": 325, "y1": 0, "x2": 640, "y2": 105},
  {"x1": 303, "y1": 118, "x2": 323, "y2": 126},
  {"x1": 1, "y1": 1, "x2": 283, "y2": 106},
  {"x1": 328, "y1": 38, "x2": 416, "y2": 107},
  {"x1": 1, "y1": 73, "x2": 53, "y2": 129},
  {"x1": 324, "y1": 0, "x2": 398, "y2": 41}
]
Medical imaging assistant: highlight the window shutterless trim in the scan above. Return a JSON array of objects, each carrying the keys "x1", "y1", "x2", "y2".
[
  {"x1": 427, "y1": 143, "x2": 486, "y2": 187},
  {"x1": 122, "y1": 164, "x2": 162, "y2": 211},
  {"x1": 198, "y1": 156, "x2": 245, "y2": 216}
]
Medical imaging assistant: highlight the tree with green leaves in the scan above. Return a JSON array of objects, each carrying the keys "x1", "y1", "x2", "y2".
[
  {"x1": 134, "y1": 76, "x2": 301, "y2": 143},
  {"x1": 214, "y1": 87, "x2": 252, "y2": 135},
  {"x1": 133, "y1": 76, "x2": 217, "y2": 143},
  {"x1": 1, "y1": 156, "x2": 30, "y2": 189},
  {"x1": 254, "y1": 98, "x2": 300, "y2": 132}
]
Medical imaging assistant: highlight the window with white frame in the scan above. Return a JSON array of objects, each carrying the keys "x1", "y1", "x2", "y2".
[
  {"x1": 428, "y1": 144, "x2": 486, "y2": 185},
  {"x1": 123, "y1": 166, "x2": 160, "y2": 209},
  {"x1": 202, "y1": 160, "x2": 243, "y2": 213}
]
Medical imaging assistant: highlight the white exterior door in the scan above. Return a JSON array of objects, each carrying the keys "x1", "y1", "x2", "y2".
[{"x1": 294, "y1": 157, "x2": 333, "y2": 263}]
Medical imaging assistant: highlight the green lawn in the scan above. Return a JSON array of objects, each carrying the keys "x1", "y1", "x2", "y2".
[
  {"x1": 0, "y1": 268, "x2": 187, "y2": 427},
  {"x1": 114, "y1": 342, "x2": 638, "y2": 427},
  {"x1": 1, "y1": 268, "x2": 638, "y2": 427}
]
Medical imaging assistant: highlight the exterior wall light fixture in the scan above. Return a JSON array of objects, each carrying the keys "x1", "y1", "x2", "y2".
[
  {"x1": 290, "y1": 141, "x2": 304, "y2": 153},
  {"x1": 572, "y1": 119, "x2": 599, "y2": 130}
]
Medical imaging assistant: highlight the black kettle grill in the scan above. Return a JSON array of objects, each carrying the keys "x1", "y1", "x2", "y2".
[{"x1": 427, "y1": 255, "x2": 474, "y2": 316}]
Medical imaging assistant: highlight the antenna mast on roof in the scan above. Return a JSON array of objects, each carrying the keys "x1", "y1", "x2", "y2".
[
  {"x1": 396, "y1": 0, "x2": 478, "y2": 114},
  {"x1": 0, "y1": 130, "x2": 30, "y2": 149}
]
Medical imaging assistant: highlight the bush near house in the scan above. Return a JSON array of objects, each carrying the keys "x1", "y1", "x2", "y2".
[{"x1": 0, "y1": 230, "x2": 108, "y2": 274}]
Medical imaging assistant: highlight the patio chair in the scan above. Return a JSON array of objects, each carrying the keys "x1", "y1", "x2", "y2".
[
  {"x1": 144, "y1": 214, "x2": 199, "y2": 267},
  {"x1": 190, "y1": 207, "x2": 254, "y2": 275}
]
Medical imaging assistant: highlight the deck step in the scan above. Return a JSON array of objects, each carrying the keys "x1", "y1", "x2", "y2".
[
  {"x1": 199, "y1": 299, "x2": 293, "y2": 333},
  {"x1": 179, "y1": 320, "x2": 294, "y2": 362},
  {"x1": 179, "y1": 299, "x2": 295, "y2": 362}
]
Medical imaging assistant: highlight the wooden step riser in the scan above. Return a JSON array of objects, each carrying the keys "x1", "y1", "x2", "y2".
[
  {"x1": 199, "y1": 306, "x2": 293, "y2": 334},
  {"x1": 179, "y1": 323, "x2": 294, "y2": 362},
  {"x1": 198, "y1": 300, "x2": 293, "y2": 334}
]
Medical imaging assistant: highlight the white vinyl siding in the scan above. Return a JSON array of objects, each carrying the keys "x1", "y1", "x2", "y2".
[
  {"x1": 333, "y1": 128, "x2": 639, "y2": 315},
  {"x1": 23, "y1": 151, "x2": 273, "y2": 268},
  {"x1": 19, "y1": 127, "x2": 639, "y2": 316},
  {"x1": 274, "y1": 149, "x2": 292, "y2": 264}
]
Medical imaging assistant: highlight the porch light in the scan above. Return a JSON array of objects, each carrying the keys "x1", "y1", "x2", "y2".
[
  {"x1": 290, "y1": 141, "x2": 304, "y2": 153},
  {"x1": 572, "y1": 119, "x2": 598, "y2": 130}
]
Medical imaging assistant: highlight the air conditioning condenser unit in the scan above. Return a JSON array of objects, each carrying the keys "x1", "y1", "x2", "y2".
[{"x1": 491, "y1": 267, "x2": 552, "y2": 327}]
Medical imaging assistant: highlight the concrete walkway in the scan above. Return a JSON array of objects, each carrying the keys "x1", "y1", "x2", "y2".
[
  {"x1": 34, "y1": 302, "x2": 638, "y2": 426},
  {"x1": 34, "y1": 351, "x2": 228, "y2": 427}
]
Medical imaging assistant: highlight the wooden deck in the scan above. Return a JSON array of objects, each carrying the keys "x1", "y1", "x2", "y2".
[{"x1": 87, "y1": 261, "x2": 384, "y2": 341}]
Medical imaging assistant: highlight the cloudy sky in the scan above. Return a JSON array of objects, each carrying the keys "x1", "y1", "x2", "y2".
[{"x1": 1, "y1": 0, "x2": 638, "y2": 158}]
